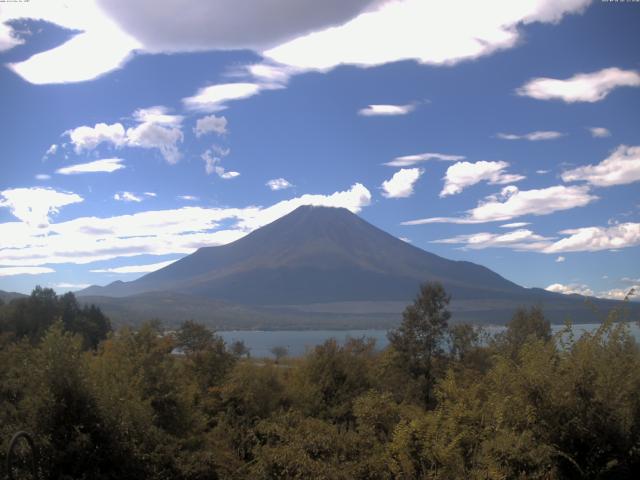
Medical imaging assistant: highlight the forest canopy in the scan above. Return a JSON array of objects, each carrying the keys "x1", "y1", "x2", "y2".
[{"x1": 1, "y1": 283, "x2": 639, "y2": 479}]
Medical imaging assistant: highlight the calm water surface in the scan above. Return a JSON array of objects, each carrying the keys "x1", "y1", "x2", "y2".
[{"x1": 219, "y1": 323, "x2": 640, "y2": 358}]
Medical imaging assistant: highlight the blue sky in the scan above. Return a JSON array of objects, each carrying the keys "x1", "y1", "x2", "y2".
[{"x1": 0, "y1": 0, "x2": 639, "y2": 300}]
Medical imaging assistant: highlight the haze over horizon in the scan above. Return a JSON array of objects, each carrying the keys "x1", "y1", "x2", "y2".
[{"x1": 1, "y1": 0, "x2": 639, "y2": 300}]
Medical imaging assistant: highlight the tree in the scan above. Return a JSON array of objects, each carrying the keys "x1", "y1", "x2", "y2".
[
  {"x1": 175, "y1": 320, "x2": 235, "y2": 392},
  {"x1": 230, "y1": 340, "x2": 250, "y2": 358},
  {"x1": 270, "y1": 345, "x2": 288, "y2": 364},
  {"x1": 388, "y1": 282, "x2": 451, "y2": 407},
  {"x1": 495, "y1": 305, "x2": 551, "y2": 359}
]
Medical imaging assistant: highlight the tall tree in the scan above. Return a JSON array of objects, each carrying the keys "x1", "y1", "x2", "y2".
[{"x1": 388, "y1": 282, "x2": 451, "y2": 406}]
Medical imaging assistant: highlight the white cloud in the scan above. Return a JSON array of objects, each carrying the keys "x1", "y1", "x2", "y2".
[
  {"x1": 561, "y1": 145, "x2": 640, "y2": 187},
  {"x1": 126, "y1": 121, "x2": 183, "y2": 164},
  {"x1": 183, "y1": 83, "x2": 263, "y2": 112},
  {"x1": 500, "y1": 222, "x2": 531, "y2": 228},
  {"x1": 440, "y1": 161, "x2": 524, "y2": 197},
  {"x1": 0, "y1": 187, "x2": 83, "y2": 227},
  {"x1": 432, "y1": 229, "x2": 553, "y2": 252},
  {"x1": 381, "y1": 168, "x2": 423, "y2": 198},
  {"x1": 598, "y1": 286, "x2": 638, "y2": 301},
  {"x1": 546, "y1": 282, "x2": 639, "y2": 301},
  {"x1": 404, "y1": 185, "x2": 597, "y2": 225},
  {"x1": 236, "y1": 183, "x2": 371, "y2": 230},
  {"x1": 56, "y1": 158, "x2": 125, "y2": 175},
  {"x1": 544, "y1": 222, "x2": 640, "y2": 254},
  {"x1": 201, "y1": 147, "x2": 239, "y2": 179},
  {"x1": 94, "y1": 0, "x2": 375, "y2": 53},
  {"x1": 384, "y1": 152, "x2": 465, "y2": 167},
  {"x1": 589, "y1": 127, "x2": 611, "y2": 138},
  {"x1": 2, "y1": 1, "x2": 589, "y2": 86},
  {"x1": 358, "y1": 103, "x2": 416, "y2": 116},
  {"x1": 44, "y1": 144, "x2": 58, "y2": 158},
  {"x1": 2, "y1": 0, "x2": 140, "y2": 84},
  {"x1": 430, "y1": 221, "x2": 640, "y2": 256},
  {"x1": 114, "y1": 192, "x2": 143, "y2": 203},
  {"x1": 35, "y1": 174, "x2": 51, "y2": 181},
  {"x1": 132, "y1": 106, "x2": 183, "y2": 125},
  {"x1": 65, "y1": 107, "x2": 183, "y2": 163},
  {"x1": 622, "y1": 277, "x2": 640, "y2": 284},
  {"x1": 267, "y1": 178, "x2": 293, "y2": 191},
  {"x1": 0, "y1": 183, "x2": 371, "y2": 267},
  {"x1": 90, "y1": 260, "x2": 177, "y2": 274},
  {"x1": 144, "y1": 192, "x2": 157, "y2": 197},
  {"x1": 0, "y1": 266, "x2": 55, "y2": 277},
  {"x1": 536, "y1": 170, "x2": 550, "y2": 174},
  {"x1": 67, "y1": 122, "x2": 127, "y2": 153},
  {"x1": 0, "y1": 21, "x2": 23, "y2": 52},
  {"x1": 265, "y1": 0, "x2": 591, "y2": 70},
  {"x1": 545, "y1": 283, "x2": 594, "y2": 296},
  {"x1": 517, "y1": 67, "x2": 640, "y2": 103},
  {"x1": 53, "y1": 283, "x2": 91, "y2": 291},
  {"x1": 178, "y1": 195, "x2": 199, "y2": 201},
  {"x1": 194, "y1": 114, "x2": 228, "y2": 137},
  {"x1": 496, "y1": 131, "x2": 564, "y2": 141}
]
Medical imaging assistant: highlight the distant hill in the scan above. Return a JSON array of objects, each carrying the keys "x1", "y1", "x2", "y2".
[
  {"x1": 0, "y1": 290, "x2": 27, "y2": 303},
  {"x1": 79, "y1": 205, "x2": 639, "y2": 327}
]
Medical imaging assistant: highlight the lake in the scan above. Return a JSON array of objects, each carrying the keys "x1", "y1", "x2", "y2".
[{"x1": 219, "y1": 322, "x2": 640, "y2": 358}]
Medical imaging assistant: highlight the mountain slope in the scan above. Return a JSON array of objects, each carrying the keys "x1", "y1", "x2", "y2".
[
  {"x1": 0, "y1": 289, "x2": 27, "y2": 303},
  {"x1": 80, "y1": 205, "x2": 525, "y2": 304},
  {"x1": 78, "y1": 205, "x2": 638, "y2": 326}
]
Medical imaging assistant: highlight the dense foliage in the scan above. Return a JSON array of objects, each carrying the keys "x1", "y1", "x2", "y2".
[{"x1": 1, "y1": 283, "x2": 639, "y2": 479}]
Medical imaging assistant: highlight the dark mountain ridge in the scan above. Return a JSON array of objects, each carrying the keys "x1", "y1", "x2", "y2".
[
  {"x1": 78, "y1": 205, "x2": 637, "y2": 326},
  {"x1": 80, "y1": 206, "x2": 524, "y2": 302}
]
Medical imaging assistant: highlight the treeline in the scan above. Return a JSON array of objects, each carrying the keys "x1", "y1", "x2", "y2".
[{"x1": 1, "y1": 284, "x2": 639, "y2": 479}]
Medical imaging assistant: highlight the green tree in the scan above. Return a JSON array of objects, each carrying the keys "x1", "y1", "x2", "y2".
[
  {"x1": 388, "y1": 282, "x2": 451, "y2": 407},
  {"x1": 495, "y1": 305, "x2": 551, "y2": 358}
]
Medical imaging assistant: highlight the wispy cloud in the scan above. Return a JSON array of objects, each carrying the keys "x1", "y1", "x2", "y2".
[
  {"x1": 500, "y1": 222, "x2": 531, "y2": 229},
  {"x1": 183, "y1": 83, "x2": 263, "y2": 112},
  {"x1": 90, "y1": 260, "x2": 178, "y2": 274},
  {"x1": 517, "y1": 67, "x2": 640, "y2": 103},
  {"x1": 404, "y1": 185, "x2": 597, "y2": 225},
  {"x1": 56, "y1": 158, "x2": 125, "y2": 175},
  {"x1": 432, "y1": 221, "x2": 640, "y2": 255},
  {"x1": 0, "y1": 184, "x2": 371, "y2": 267},
  {"x1": 358, "y1": 103, "x2": 417, "y2": 117},
  {"x1": 496, "y1": 131, "x2": 564, "y2": 141},
  {"x1": 384, "y1": 152, "x2": 464, "y2": 167},
  {"x1": 201, "y1": 146, "x2": 239, "y2": 179},
  {"x1": 0, "y1": 266, "x2": 55, "y2": 277},
  {"x1": 561, "y1": 145, "x2": 640, "y2": 187},
  {"x1": 114, "y1": 192, "x2": 143, "y2": 203},
  {"x1": 588, "y1": 127, "x2": 611, "y2": 138},
  {"x1": 432, "y1": 229, "x2": 553, "y2": 252}
]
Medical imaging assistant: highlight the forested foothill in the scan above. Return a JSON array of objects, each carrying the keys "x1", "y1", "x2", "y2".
[{"x1": 1, "y1": 284, "x2": 639, "y2": 479}]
